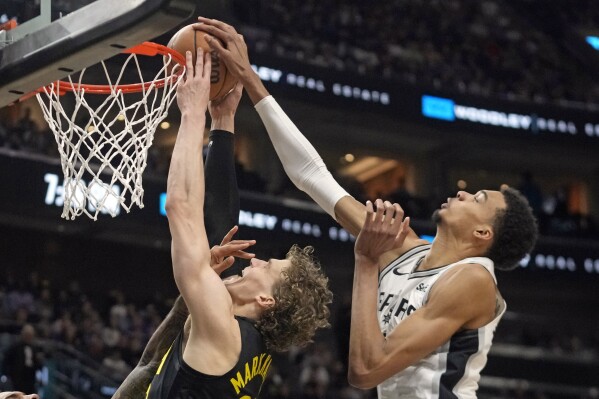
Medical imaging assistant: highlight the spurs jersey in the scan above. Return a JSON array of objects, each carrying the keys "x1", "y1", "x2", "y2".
[
  {"x1": 377, "y1": 244, "x2": 505, "y2": 399},
  {"x1": 146, "y1": 316, "x2": 272, "y2": 399}
]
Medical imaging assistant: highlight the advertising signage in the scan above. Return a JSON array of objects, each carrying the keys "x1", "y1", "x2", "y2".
[
  {"x1": 249, "y1": 54, "x2": 599, "y2": 143},
  {"x1": 1, "y1": 152, "x2": 599, "y2": 276}
]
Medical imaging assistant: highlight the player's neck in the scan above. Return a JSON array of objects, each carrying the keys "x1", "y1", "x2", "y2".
[
  {"x1": 231, "y1": 301, "x2": 262, "y2": 322},
  {"x1": 421, "y1": 232, "x2": 481, "y2": 270}
]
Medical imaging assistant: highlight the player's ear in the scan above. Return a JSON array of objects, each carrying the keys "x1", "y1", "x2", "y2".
[
  {"x1": 256, "y1": 295, "x2": 275, "y2": 309},
  {"x1": 473, "y1": 224, "x2": 493, "y2": 242}
]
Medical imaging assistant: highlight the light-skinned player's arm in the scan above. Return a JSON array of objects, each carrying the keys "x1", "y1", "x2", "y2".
[
  {"x1": 113, "y1": 82, "x2": 251, "y2": 397},
  {"x1": 195, "y1": 18, "x2": 426, "y2": 261},
  {"x1": 348, "y1": 200, "x2": 496, "y2": 389},
  {"x1": 165, "y1": 48, "x2": 247, "y2": 375}
]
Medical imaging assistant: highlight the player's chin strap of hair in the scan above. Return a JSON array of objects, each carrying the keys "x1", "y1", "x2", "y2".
[{"x1": 255, "y1": 96, "x2": 350, "y2": 220}]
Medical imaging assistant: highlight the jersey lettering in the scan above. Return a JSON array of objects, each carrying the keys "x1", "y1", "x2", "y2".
[
  {"x1": 230, "y1": 353, "x2": 272, "y2": 395},
  {"x1": 378, "y1": 292, "x2": 395, "y2": 311},
  {"x1": 393, "y1": 298, "x2": 416, "y2": 319}
]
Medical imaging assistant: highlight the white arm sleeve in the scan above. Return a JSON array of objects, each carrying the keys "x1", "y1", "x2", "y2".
[{"x1": 255, "y1": 96, "x2": 350, "y2": 220}]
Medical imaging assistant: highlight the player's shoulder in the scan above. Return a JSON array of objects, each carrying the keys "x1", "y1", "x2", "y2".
[
  {"x1": 434, "y1": 262, "x2": 496, "y2": 300},
  {"x1": 424, "y1": 263, "x2": 497, "y2": 327},
  {"x1": 443, "y1": 261, "x2": 494, "y2": 283}
]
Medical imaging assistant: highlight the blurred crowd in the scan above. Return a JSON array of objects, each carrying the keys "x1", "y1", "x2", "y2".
[
  {"x1": 528, "y1": 0, "x2": 599, "y2": 32},
  {"x1": 0, "y1": 272, "x2": 597, "y2": 399},
  {"x1": 232, "y1": 0, "x2": 599, "y2": 106},
  {"x1": 0, "y1": 272, "x2": 372, "y2": 399},
  {"x1": 3, "y1": 0, "x2": 599, "y2": 106}
]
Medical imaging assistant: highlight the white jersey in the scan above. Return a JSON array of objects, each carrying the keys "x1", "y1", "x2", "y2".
[{"x1": 377, "y1": 244, "x2": 505, "y2": 399}]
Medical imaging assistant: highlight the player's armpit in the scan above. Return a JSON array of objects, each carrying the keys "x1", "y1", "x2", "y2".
[{"x1": 349, "y1": 265, "x2": 496, "y2": 389}]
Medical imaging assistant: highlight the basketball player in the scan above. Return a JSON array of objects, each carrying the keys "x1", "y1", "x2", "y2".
[
  {"x1": 111, "y1": 69, "x2": 255, "y2": 399},
  {"x1": 115, "y1": 49, "x2": 332, "y2": 399},
  {"x1": 195, "y1": 18, "x2": 538, "y2": 398}
]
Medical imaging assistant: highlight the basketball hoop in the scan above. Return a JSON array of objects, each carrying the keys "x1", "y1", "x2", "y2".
[{"x1": 35, "y1": 42, "x2": 185, "y2": 220}]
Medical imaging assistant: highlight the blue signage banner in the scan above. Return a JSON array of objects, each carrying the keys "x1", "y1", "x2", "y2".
[{"x1": 248, "y1": 54, "x2": 599, "y2": 143}]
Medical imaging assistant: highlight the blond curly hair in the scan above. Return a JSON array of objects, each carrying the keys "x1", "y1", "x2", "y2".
[{"x1": 256, "y1": 245, "x2": 333, "y2": 352}]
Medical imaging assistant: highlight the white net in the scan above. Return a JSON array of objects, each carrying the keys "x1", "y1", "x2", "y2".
[{"x1": 36, "y1": 48, "x2": 184, "y2": 220}]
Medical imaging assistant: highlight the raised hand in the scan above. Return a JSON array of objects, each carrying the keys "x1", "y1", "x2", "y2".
[
  {"x1": 176, "y1": 48, "x2": 212, "y2": 117},
  {"x1": 355, "y1": 199, "x2": 410, "y2": 264},
  {"x1": 210, "y1": 225, "x2": 256, "y2": 275},
  {"x1": 193, "y1": 18, "x2": 252, "y2": 82},
  {"x1": 208, "y1": 83, "x2": 243, "y2": 132}
]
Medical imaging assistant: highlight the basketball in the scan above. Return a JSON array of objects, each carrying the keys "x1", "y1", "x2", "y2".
[{"x1": 167, "y1": 24, "x2": 237, "y2": 101}]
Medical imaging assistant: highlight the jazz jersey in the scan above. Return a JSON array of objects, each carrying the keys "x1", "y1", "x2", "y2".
[
  {"x1": 377, "y1": 244, "x2": 505, "y2": 399},
  {"x1": 146, "y1": 316, "x2": 272, "y2": 399}
]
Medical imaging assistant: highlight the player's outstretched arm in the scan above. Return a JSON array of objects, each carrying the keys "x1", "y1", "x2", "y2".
[
  {"x1": 195, "y1": 18, "x2": 423, "y2": 251},
  {"x1": 205, "y1": 83, "x2": 245, "y2": 278},
  {"x1": 194, "y1": 19, "x2": 360, "y2": 231},
  {"x1": 165, "y1": 48, "x2": 247, "y2": 374},
  {"x1": 113, "y1": 49, "x2": 213, "y2": 397},
  {"x1": 112, "y1": 84, "x2": 249, "y2": 399}
]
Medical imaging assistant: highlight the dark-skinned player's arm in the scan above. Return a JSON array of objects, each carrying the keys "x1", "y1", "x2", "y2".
[
  {"x1": 205, "y1": 83, "x2": 256, "y2": 281},
  {"x1": 194, "y1": 18, "x2": 427, "y2": 265},
  {"x1": 204, "y1": 83, "x2": 251, "y2": 278},
  {"x1": 348, "y1": 200, "x2": 496, "y2": 388}
]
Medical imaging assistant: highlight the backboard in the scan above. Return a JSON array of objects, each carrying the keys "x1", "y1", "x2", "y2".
[{"x1": 0, "y1": 0, "x2": 198, "y2": 108}]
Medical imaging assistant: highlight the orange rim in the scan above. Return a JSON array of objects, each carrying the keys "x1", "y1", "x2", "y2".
[{"x1": 40, "y1": 42, "x2": 186, "y2": 95}]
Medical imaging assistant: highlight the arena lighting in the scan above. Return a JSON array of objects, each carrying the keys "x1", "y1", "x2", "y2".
[
  {"x1": 586, "y1": 36, "x2": 599, "y2": 51},
  {"x1": 160, "y1": 121, "x2": 170, "y2": 130},
  {"x1": 44, "y1": 173, "x2": 121, "y2": 216}
]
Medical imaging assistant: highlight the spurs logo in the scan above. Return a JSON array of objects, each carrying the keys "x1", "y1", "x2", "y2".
[{"x1": 416, "y1": 283, "x2": 428, "y2": 292}]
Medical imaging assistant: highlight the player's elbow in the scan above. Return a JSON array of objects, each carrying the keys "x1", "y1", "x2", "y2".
[
  {"x1": 164, "y1": 196, "x2": 190, "y2": 218},
  {"x1": 347, "y1": 365, "x2": 378, "y2": 390}
]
